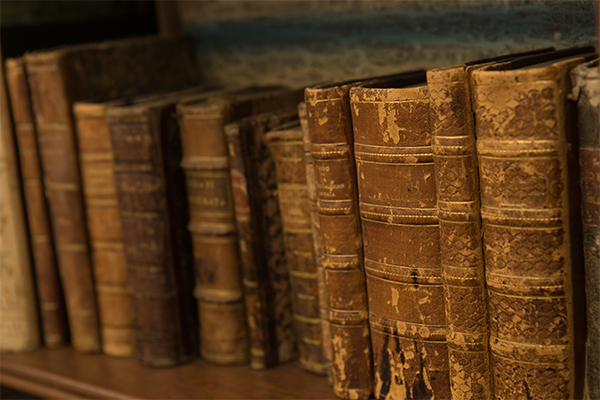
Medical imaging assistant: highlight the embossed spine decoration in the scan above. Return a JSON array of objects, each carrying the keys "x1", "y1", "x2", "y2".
[
  {"x1": 225, "y1": 108, "x2": 299, "y2": 369},
  {"x1": 570, "y1": 59, "x2": 599, "y2": 400},
  {"x1": 24, "y1": 50, "x2": 101, "y2": 353},
  {"x1": 350, "y1": 84, "x2": 450, "y2": 400},
  {"x1": 267, "y1": 122, "x2": 328, "y2": 375},
  {"x1": 0, "y1": 54, "x2": 40, "y2": 352},
  {"x1": 5, "y1": 57, "x2": 68, "y2": 348},
  {"x1": 74, "y1": 102, "x2": 134, "y2": 357},
  {"x1": 305, "y1": 84, "x2": 373, "y2": 399},
  {"x1": 472, "y1": 57, "x2": 587, "y2": 400},
  {"x1": 108, "y1": 103, "x2": 196, "y2": 367},
  {"x1": 299, "y1": 101, "x2": 333, "y2": 381},
  {"x1": 428, "y1": 66, "x2": 492, "y2": 399},
  {"x1": 177, "y1": 99, "x2": 249, "y2": 365}
]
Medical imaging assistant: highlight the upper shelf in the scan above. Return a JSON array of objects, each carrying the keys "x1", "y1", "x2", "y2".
[{"x1": 0, "y1": 347, "x2": 335, "y2": 399}]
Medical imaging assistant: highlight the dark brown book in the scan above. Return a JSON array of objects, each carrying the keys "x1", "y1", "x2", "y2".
[
  {"x1": 224, "y1": 108, "x2": 300, "y2": 370},
  {"x1": 472, "y1": 52, "x2": 593, "y2": 400},
  {"x1": 23, "y1": 35, "x2": 199, "y2": 353},
  {"x1": 176, "y1": 87, "x2": 304, "y2": 365},
  {"x1": 266, "y1": 121, "x2": 328, "y2": 376},
  {"x1": 106, "y1": 88, "x2": 211, "y2": 367},
  {"x1": 4, "y1": 57, "x2": 69, "y2": 349},
  {"x1": 350, "y1": 73, "x2": 452, "y2": 400}
]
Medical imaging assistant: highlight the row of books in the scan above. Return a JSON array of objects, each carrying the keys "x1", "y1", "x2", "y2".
[{"x1": 0, "y1": 34, "x2": 598, "y2": 400}]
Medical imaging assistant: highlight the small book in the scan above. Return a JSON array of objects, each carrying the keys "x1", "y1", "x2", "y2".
[{"x1": 266, "y1": 120, "x2": 328, "y2": 376}]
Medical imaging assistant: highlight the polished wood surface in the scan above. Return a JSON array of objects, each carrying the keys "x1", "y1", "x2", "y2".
[{"x1": 0, "y1": 347, "x2": 335, "y2": 399}]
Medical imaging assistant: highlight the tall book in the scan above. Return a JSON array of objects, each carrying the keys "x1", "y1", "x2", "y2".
[
  {"x1": 224, "y1": 107, "x2": 299, "y2": 369},
  {"x1": 350, "y1": 72, "x2": 452, "y2": 400},
  {"x1": 0, "y1": 52, "x2": 40, "y2": 352},
  {"x1": 24, "y1": 35, "x2": 199, "y2": 352},
  {"x1": 570, "y1": 58, "x2": 600, "y2": 400},
  {"x1": 266, "y1": 121, "x2": 328, "y2": 375},
  {"x1": 176, "y1": 87, "x2": 304, "y2": 365},
  {"x1": 298, "y1": 101, "x2": 333, "y2": 381},
  {"x1": 4, "y1": 57, "x2": 69, "y2": 348},
  {"x1": 472, "y1": 51, "x2": 593, "y2": 399},
  {"x1": 106, "y1": 88, "x2": 211, "y2": 367}
]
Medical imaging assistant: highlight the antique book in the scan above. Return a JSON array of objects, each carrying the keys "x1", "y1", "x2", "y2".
[
  {"x1": 24, "y1": 35, "x2": 199, "y2": 352},
  {"x1": 4, "y1": 57, "x2": 69, "y2": 349},
  {"x1": 267, "y1": 121, "x2": 328, "y2": 376},
  {"x1": 176, "y1": 87, "x2": 304, "y2": 365},
  {"x1": 0, "y1": 53, "x2": 40, "y2": 352},
  {"x1": 350, "y1": 72, "x2": 452, "y2": 400},
  {"x1": 298, "y1": 101, "x2": 333, "y2": 381},
  {"x1": 570, "y1": 58, "x2": 599, "y2": 400},
  {"x1": 472, "y1": 52, "x2": 593, "y2": 399},
  {"x1": 224, "y1": 107, "x2": 299, "y2": 370},
  {"x1": 106, "y1": 88, "x2": 211, "y2": 367}
]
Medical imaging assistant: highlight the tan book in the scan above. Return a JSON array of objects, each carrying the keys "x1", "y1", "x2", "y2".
[
  {"x1": 23, "y1": 35, "x2": 199, "y2": 353},
  {"x1": 4, "y1": 57, "x2": 68, "y2": 349}
]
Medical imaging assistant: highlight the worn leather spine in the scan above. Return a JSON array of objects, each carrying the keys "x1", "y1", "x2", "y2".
[
  {"x1": 472, "y1": 57, "x2": 587, "y2": 400},
  {"x1": 108, "y1": 100, "x2": 197, "y2": 367},
  {"x1": 305, "y1": 84, "x2": 373, "y2": 399},
  {"x1": 225, "y1": 108, "x2": 299, "y2": 369},
  {"x1": 299, "y1": 101, "x2": 333, "y2": 381},
  {"x1": 428, "y1": 66, "x2": 492, "y2": 399},
  {"x1": 74, "y1": 102, "x2": 134, "y2": 358},
  {"x1": 267, "y1": 122, "x2": 328, "y2": 376},
  {"x1": 4, "y1": 57, "x2": 69, "y2": 349},
  {"x1": 177, "y1": 88, "x2": 303, "y2": 365},
  {"x1": 0, "y1": 54, "x2": 41, "y2": 352},
  {"x1": 570, "y1": 59, "x2": 599, "y2": 400},
  {"x1": 350, "y1": 84, "x2": 451, "y2": 400}
]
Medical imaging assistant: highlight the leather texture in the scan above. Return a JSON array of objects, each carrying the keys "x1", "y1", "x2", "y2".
[
  {"x1": 177, "y1": 87, "x2": 304, "y2": 365},
  {"x1": 472, "y1": 56, "x2": 588, "y2": 400},
  {"x1": 267, "y1": 122, "x2": 328, "y2": 376},
  {"x1": 570, "y1": 59, "x2": 600, "y2": 400},
  {"x1": 428, "y1": 65, "x2": 492, "y2": 400},
  {"x1": 350, "y1": 80, "x2": 451, "y2": 400},
  {"x1": 107, "y1": 92, "x2": 204, "y2": 367},
  {"x1": 224, "y1": 108, "x2": 299, "y2": 370},
  {"x1": 23, "y1": 35, "x2": 200, "y2": 353},
  {"x1": 0, "y1": 55, "x2": 40, "y2": 352},
  {"x1": 299, "y1": 101, "x2": 334, "y2": 381},
  {"x1": 5, "y1": 57, "x2": 68, "y2": 349}
]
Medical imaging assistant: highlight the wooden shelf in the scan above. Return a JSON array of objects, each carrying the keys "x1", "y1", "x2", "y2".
[{"x1": 0, "y1": 347, "x2": 335, "y2": 399}]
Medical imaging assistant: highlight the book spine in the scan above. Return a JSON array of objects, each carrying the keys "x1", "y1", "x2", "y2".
[
  {"x1": 350, "y1": 85, "x2": 451, "y2": 400},
  {"x1": 305, "y1": 87, "x2": 372, "y2": 399},
  {"x1": 0, "y1": 55, "x2": 40, "y2": 352},
  {"x1": 267, "y1": 126, "x2": 328, "y2": 376},
  {"x1": 298, "y1": 101, "x2": 333, "y2": 381},
  {"x1": 24, "y1": 52, "x2": 100, "y2": 353},
  {"x1": 571, "y1": 61, "x2": 600, "y2": 400},
  {"x1": 74, "y1": 104, "x2": 134, "y2": 358},
  {"x1": 472, "y1": 59, "x2": 585, "y2": 399},
  {"x1": 178, "y1": 103, "x2": 249, "y2": 365},
  {"x1": 109, "y1": 106, "x2": 195, "y2": 367},
  {"x1": 428, "y1": 67, "x2": 492, "y2": 399},
  {"x1": 4, "y1": 57, "x2": 68, "y2": 348}
]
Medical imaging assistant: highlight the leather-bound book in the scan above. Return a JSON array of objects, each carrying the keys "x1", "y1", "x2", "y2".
[
  {"x1": 224, "y1": 107, "x2": 299, "y2": 369},
  {"x1": 106, "y1": 88, "x2": 211, "y2": 367},
  {"x1": 472, "y1": 51, "x2": 594, "y2": 399},
  {"x1": 0, "y1": 54, "x2": 40, "y2": 352},
  {"x1": 267, "y1": 121, "x2": 328, "y2": 375},
  {"x1": 4, "y1": 57, "x2": 68, "y2": 349},
  {"x1": 570, "y1": 58, "x2": 600, "y2": 400},
  {"x1": 23, "y1": 35, "x2": 199, "y2": 353},
  {"x1": 298, "y1": 101, "x2": 333, "y2": 381},
  {"x1": 176, "y1": 87, "x2": 303, "y2": 365},
  {"x1": 350, "y1": 72, "x2": 452, "y2": 400}
]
